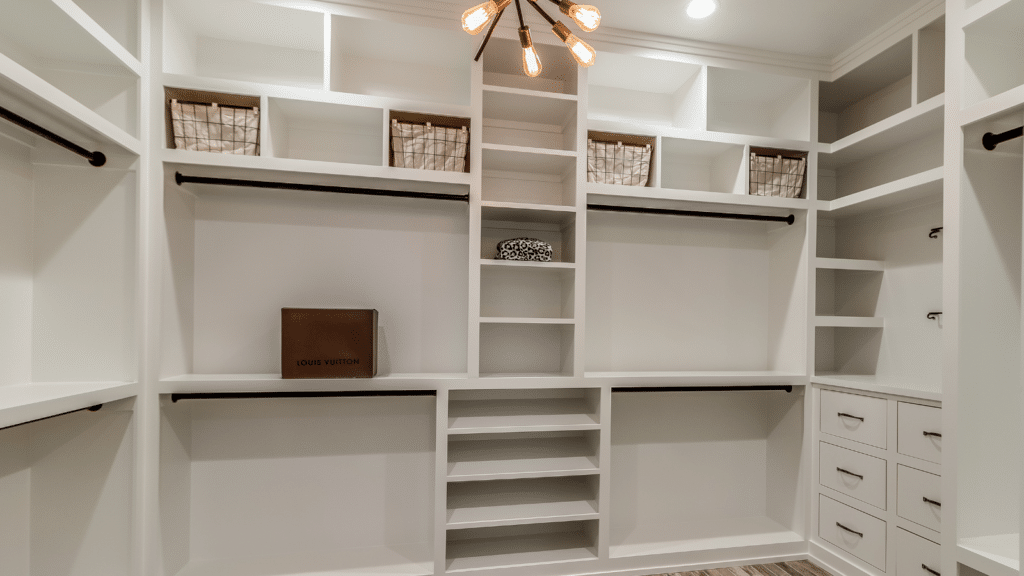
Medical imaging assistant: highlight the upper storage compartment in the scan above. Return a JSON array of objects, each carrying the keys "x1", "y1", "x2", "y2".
[
  {"x1": 707, "y1": 67, "x2": 811, "y2": 141},
  {"x1": 329, "y1": 15, "x2": 474, "y2": 106},
  {"x1": 819, "y1": 37, "x2": 913, "y2": 144},
  {"x1": 483, "y1": 37, "x2": 579, "y2": 96},
  {"x1": 163, "y1": 0, "x2": 324, "y2": 89},
  {"x1": 963, "y1": 0, "x2": 1024, "y2": 108},
  {"x1": 587, "y1": 52, "x2": 704, "y2": 129}
]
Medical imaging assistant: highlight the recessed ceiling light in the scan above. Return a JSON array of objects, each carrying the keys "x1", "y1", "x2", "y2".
[{"x1": 686, "y1": 0, "x2": 718, "y2": 19}]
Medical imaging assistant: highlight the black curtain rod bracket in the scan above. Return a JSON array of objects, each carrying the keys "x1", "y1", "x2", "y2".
[
  {"x1": 175, "y1": 172, "x2": 470, "y2": 203},
  {"x1": 983, "y1": 126, "x2": 1024, "y2": 151},
  {"x1": 0, "y1": 404, "x2": 103, "y2": 432},
  {"x1": 613, "y1": 385, "x2": 793, "y2": 393},
  {"x1": 588, "y1": 203, "x2": 795, "y2": 225},
  {"x1": 0, "y1": 104, "x2": 106, "y2": 167},
  {"x1": 170, "y1": 390, "x2": 436, "y2": 402}
]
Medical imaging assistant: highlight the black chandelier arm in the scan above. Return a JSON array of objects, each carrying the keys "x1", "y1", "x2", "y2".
[
  {"x1": 526, "y1": 0, "x2": 559, "y2": 26},
  {"x1": 515, "y1": 0, "x2": 527, "y2": 27},
  {"x1": 473, "y1": 5, "x2": 507, "y2": 61}
]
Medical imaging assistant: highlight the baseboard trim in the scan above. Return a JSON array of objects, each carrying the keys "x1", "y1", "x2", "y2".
[{"x1": 809, "y1": 541, "x2": 881, "y2": 576}]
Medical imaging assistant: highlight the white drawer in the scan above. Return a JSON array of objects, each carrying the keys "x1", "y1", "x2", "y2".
[
  {"x1": 821, "y1": 390, "x2": 887, "y2": 449},
  {"x1": 898, "y1": 465, "x2": 941, "y2": 533},
  {"x1": 819, "y1": 441, "x2": 887, "y2": 509},
  {"x1": 898, "y1": 402, "x2": 942, "y2": 464},
  {"x1": 819, "y1": 494, "x2": 887, "y2": 570},
  {"x1": 897, "y1": 528, "x2": 941, "y2": 576}
]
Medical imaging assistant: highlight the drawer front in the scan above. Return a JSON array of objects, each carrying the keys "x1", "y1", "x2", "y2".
[
  {"x1": 821, "y1": 390, "x2": 887, "y2": 448},
  {"x1": 898, "y1": 402, "x2": 942, "y2": 464},
  {"x1": 897, "y1": 528, "x2": 941, "y2": 576},
  {"x1": 898, "y1": 465, "x2": 942, "y2": 532},
  {"x1": 819, "y1": 441, "x2": 887, "y2": 509},
  {"x1": 819, "y1": 494, "x2": 887, "y2": 570}
]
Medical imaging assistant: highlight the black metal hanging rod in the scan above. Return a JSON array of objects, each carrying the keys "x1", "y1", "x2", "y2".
[
  {"x1": 983, "y1": 126, "x2": 1024, "y2": 151},
  {"x1": 613, "y1": 385, "x2": 793, "y2": 393},
  {"x1": 0, "y1": 104, "x2": 106, "y2": 167},
  {"x1": 588, "y1": 203, "x2": 795, "y2": 225},
  {"x1": 0, "y1": 404, "x2": 102, "y2": 432},
  {"x1": 170, "y1": 390, "x2": 435, "y2": 402},
  {"x1": 175, "y1": 172, "x2": 470, "y2": 203}
]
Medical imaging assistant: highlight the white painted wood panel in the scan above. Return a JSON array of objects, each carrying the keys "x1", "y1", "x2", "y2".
[{"x1": 897, "y1": 402, "x2": 942, "y2": 463}]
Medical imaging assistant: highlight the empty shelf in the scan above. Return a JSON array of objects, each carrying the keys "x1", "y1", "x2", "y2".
[
  {"x1": 823, "y1": 168, "x2": 943, "y2": 218},
  {"x1": 447, "y1": 479, "x2": 598, "y2": 529},
  {"x1": 448, "y1": 398, "x2": 599, "y2": 434},
  {"x1": 815, "y1": 258, "x2": 885, "y2": 271},
  {"x1": 170, "y1": 546, "x2": 433, "y2": 576},
  {"x1": 0, "y1": 381, "x2": 138, "y2": 430},
  {"x1": 610, "y1": 515, "x2": 803, "y2": 558},
  {"x1": 447, "y1": 436, "x2": 599, "y2": 481},
  {"x1": 447, "y1": 530, "x2": 596, "y2": 572},
  {"x1": 959, "y1": 535, "x2": 1020, "y2": 576},
  {"x1": 815, "y1": 316, "x2": 885, "y2": 328}
]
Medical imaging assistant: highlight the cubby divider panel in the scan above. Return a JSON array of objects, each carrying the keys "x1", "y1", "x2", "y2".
[{"x1": 159, "y1": 395, "x2": 436, "y2": 576}]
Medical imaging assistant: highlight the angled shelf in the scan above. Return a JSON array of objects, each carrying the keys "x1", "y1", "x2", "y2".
[
  {"x1": 815, "y1": 258, "x2": 885, "y2": 271},
  {"x1": 447, "y1": 435, "x2": 600, "y2": 482},
  {"x1": 446, "y1": 477, "x2": 599, "y2": 529},
  {"x1": 0, "y1": 381, "x2": 138, "y2": 430}
]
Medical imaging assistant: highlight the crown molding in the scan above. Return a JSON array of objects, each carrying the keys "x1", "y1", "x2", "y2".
[{"x1": 828, "y1": 0, "x2": 945, "y2": 79}]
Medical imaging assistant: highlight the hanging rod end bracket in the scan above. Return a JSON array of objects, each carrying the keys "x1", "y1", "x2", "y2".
[
  {"x1": 786, "y1": 214, "x2": 795, "y2": 225},
  {"x1": 175, "y1": 171, "x2": 185, "y2": 186},
  {"x1": 983, "y1": 132, "x2": 998, "y2": 151},
  {"x1": 88, "y1": 152, "x2": 106, "y2": 167}
]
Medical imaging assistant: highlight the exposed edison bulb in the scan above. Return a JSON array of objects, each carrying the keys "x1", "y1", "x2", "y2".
[
  {"x1": 565, "y1": 35, "x2": 596, "y2": 66},
  {"x1": 519, "y1": 27, "x2": 543, "y2": 77},
  {"x1": 564, "y1": 2, "x2": 601, "y2": 32},
  {"x1": 686, "y1": 0, "x2": 718, "y2": 19},
  {"x1": 462, "y1": 0, "x2": 511, "y2": 34}
]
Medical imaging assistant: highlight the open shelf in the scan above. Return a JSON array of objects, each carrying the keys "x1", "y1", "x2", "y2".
[
  {"x1": 610, "y1": 516, "x2": 804, "y2": 558},
  {"x1": 821, "y1": 168, "x2": 943, "y2": 218},
  {"x1": 479, "y1": 323, "x2": 576, "y2": 377},
  {"x1": 446, "y1": 476, "x2": 599, "y2": 529},
  {"x1": 584, "y1": 371, "x2": 805, "y2": 387},
  {"x1": 587, "y1": 53, "x2": 704, "y2": 129},
  {"x1": 448, "y1": 389, "x2": 599, "y2": 434},
  {"x1": 482, "y1": 37, "x2": 578, "y2": 96},
  {"x1": 819, "y1": 37, "x2": 912, "y2": 144},
  {"x1": 160, "y1": 395, "x2": 435, "y2": 576},
  {"x1": 482, "y1": 216, "x2": 577, "y2": 263},
  {"x1": 481, "y1": 264, "x2": 575, "y2": 320},
  {"x1": 447, "y1": 432, "x2": 599, "y2": 482},
  {"x1": 157, "y1": 373, "x2": 463, "y2": 395},
  {"x1": 660, "y1": 138, "x2": 746, "y2": 194},
  {"x1": 816, "y1": 258, "x2": 885, "y2": 271},
  {"x1": 963, "y1": 0, "x2": 1024, "y2": 108},
  {"x1": 266, "y1": 97, "x2": 383, "y2": 166},
  {"x1": 959, "y1": 535, "x2": 1021, "y2": 576},
  {"x1": 446, "y1": 521, "x2": 597, "y2": 572},
  {"x1": 707, "y1": 67, "x2": 811, "y2": 141},
  {"x1": 820, "y1": 95, "x2": 944, "y2": 166},
  {"x1": 483, "y1": 89, "x2": 578, "y2": 152},
  {"x1": 0, "y1": 397, "x2": 135, "y2": 576},
  {"x1": 0, "y1": 381, "x2": 138, "y2": 430}
]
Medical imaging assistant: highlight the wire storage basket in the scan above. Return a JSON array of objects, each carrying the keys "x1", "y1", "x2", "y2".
[
  {"x1": 166, "y1": 87, "x2": 261, "y2": 156},
  {"x1": 587, "y1": 131, "x2": 655, "y2": 187},
  {"x1": 749, "y1": 147, "x2": 807, "y2": 198},
  {"x1": 390, "y1": 111, "x2": 471, "y2": 173}
]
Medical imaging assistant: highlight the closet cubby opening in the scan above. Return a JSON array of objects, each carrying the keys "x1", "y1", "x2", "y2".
[
  {"x1": 482, "y1": 215, "x2": 577, "y2": 263},
  {"x1": 481, "y1": 264, "x2": 576, "y2": 320},
  {"x1": 479, "y1": 323, "x2": 576, "y2": 377},
  {"x1": 482, "y1": 37, "x2": 579, "y2": 96},
  {"x1": 815, "y1": 268, "x2": 883, "y2": 318},
  {"x1": 448, "y1": 389, "x2": 599, "y2": 433},
  {"x1": 329, "y1": 15, "x2": 474, "y2": 106},
  {"x1": 963, "y1": 1, "x2": 1024, "y2": 108},
  {"x1": 586, "y1": 53, "x2": 705, "y2": 129},
  {"x1": 161, "y1": 168, "x2": 469, "y2": 381},
  {"x1": 585, "y1": 209, "x2": 806, "y2": 374},
  {"x1": 159, "y1": 395, "x2": 435, "y2": 576},
  {"x1": 447, "y1": 431, "x2": 600, "y2": 482},
  {"x1": 957, "y1": 115, "x2": 1024, "y2": 562},
  {"x1": 660, "y1": 138, "x2": 746, "y2": 194},
  {"x1": 818, "y1": 37, "x2": 913, "y2": 144},
  {"x1": 0, "y1": 1, "x2": 140, "y2": 138},
  {"x1": 265, "y1": 97, "x2": 383, "y2": 165},
  {"x1": 0, "y1": 133, "x2": 137, "y2": 388},
  {"x1": 446, "y1": 476, "x2": 599, "y2": 529},
  {"x1": 586, "y1": 131, "x2": 656, "y2": 188},
  {"x1": 707, "y1": 67, "x2": 811, "y2": 141},
  {"x1": 163, "y1": 0, "x2": 324, "y2": 89},
  {"x1": 446, "y1": 520, "x2": 598, "y2": 571},
  {"x1": 482, "y1": 150, "x2": 578, "y2": 206},
  {"x1": 609, "y1": 389, "x2": 804, "y2": 557},
  {"x1": 389, "y1": 110, "x2": 472, "y2": 173},
  {"x1": 483, "y1": 89, "x2": 578, "y2": 152},
  {"x1": 916, "y1": 17, "x2": 945, "y2": 104},
  {"x1": 0, "y1": 398, "x2": 135, "y2": 576},
  {"x1": 164, "y1": 87, "x2": 261, "y2": 152}
]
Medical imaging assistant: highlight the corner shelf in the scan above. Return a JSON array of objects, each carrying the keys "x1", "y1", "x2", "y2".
[
  {"x1": 821, "y1": 167, "x2": 943, "y2": 218},
  {"x1": 820, "y1": 95, "x2": 944, "y2": 168},
  {"x1": 0, "y1": 381, "x2": 139, "y2": 430}
]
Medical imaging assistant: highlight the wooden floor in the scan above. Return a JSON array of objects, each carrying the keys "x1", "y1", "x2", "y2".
[{"x1": 647, "y1": 560, "x2": 834, "y2": 576}]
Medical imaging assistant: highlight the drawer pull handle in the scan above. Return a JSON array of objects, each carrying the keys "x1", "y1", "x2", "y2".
[
  {"x1": 836, "y1": 522, "x2": 863, "y2": 538},
  {"x1": 923, "y1": 497, "x2": 941, "y2": 507},
  {"x1": 923, "y1": 431, "x2": 942, "y2": 438},
  {"x1": 838, "y1": 412, "x2": 865, "y2": 422},
  {"x1": 837, "y1": 467, "x2": 864, "y2": 480},
  {"x1": 922, "y1": 565, "x2": 940, "y2": 576}
]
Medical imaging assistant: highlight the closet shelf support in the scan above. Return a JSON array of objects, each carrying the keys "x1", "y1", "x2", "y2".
[
  {"x1": 588, "y1": 204, "x2": 795, "y2": 225},
  {"x1": 170, "y1": 391, "x2": 436, "y2": 402},
  {"x1": 174, "y1": 172, "x2": 471, "y2": 202},
  {"x1": 982, "y1": 126, "x2": 1023, "y2": 151},
  {"x1": 0, "y1": 104, "x2": 106, "y2": 167}
]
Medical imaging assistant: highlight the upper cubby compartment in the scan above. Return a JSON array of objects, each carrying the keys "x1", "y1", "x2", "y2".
[
  {"x1": 963, "y1": 0, "x2": 1024, "y2": 108},
  {"x1": 916, "y1": 17, "x2": 945, "y2": 105},
  {"x1": 482, "y1": 88, "x2": 578, "y2": 152},
  {"x1": 164, "y1": 0, "x2": 324, "y2": 89},
  {"x1": 707, "y1": 67, "x2": 811, "y2": 141},
  {"x1": 819, "y1": 37, "x2": 913, "y2": 144},
  {"x1": 267, "y1": 97, "x2": 383, "y2": 166},
  {"x1": 483, "y1": 37, "x2": 578, "y2": 96},
  {"x1": 329, "y1": 15, "x2": 474, "y2": 106},
  {"x1": 659, "y1": 138, "x2": 745, "y2": 194},
  {"x1": 587, "y1": 52, "x2": 704, "y2": 129}
]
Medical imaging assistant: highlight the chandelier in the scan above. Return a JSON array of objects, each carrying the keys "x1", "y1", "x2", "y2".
[{"x1": 462, "y1": 0, "x2": 601, "y2": 77}]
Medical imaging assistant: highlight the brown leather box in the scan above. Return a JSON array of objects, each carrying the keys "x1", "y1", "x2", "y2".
[{"x1": 281, "y1": 308, "x2": 378, "y2": 378}]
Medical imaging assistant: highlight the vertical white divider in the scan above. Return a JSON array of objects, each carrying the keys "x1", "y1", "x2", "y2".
[
  {"x1": 434, "y1": 388, "x2": 450, "y2": 575},
  {"x1": 574, "y1": 65, "x2": 588, "y2": 378},
  {"x1": 911, "y1": 30, "x2": 921, "y2": 109},
  {"x1": 598, "y1": 386, "x2": 612, "y2": 559},
  {"x1": 652, "y1": 135, "x2": 663, "y2": 190},
  {"x1": 322, "y1": 12, "x2": 332, "y2": 92},
  {"x1": 259, "y1": 95, "x2": 271, "y2": 157},
  {"x1": 382, "y1": 108, "x2": 391, "y2": 168},
  {"x1": 737, "y1": 144, "x2": 752, "y2": 195},
  {"x1": 803, "y1": 76, "x2": 821, "y2": 549},
  {"x1": 468, "y1": 59, "x2": 484, "y2": 377}
]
